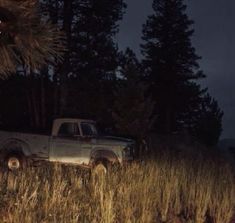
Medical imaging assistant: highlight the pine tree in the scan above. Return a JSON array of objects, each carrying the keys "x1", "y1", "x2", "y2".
[
  {"x1": 0, "y1": 0, "x2": 64, "y2": 76},
  {"x1": 67, "y1": 0, "x2": 126, "y2": 123},
  {"x1": 193, "y1": 94, "x2": 223, "y2": 147},
  {"x1": 141, "y1": 0, "x2": 205, "y2": 134},
  {"x1": 112, "y1": 48, "x2": 155, "y2": 156},
  {"x1": 40, "y1": 0, "x2": 125, "y2": 121}
]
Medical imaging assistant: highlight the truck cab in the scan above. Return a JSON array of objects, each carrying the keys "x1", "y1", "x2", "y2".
[{"x1": 49, "y1": 118, "x2": 134, "y2": 166}]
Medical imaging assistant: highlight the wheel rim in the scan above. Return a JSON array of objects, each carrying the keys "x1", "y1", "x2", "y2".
[{"x1": 7, "y1": 157, "x2": 20, "y2": 170}]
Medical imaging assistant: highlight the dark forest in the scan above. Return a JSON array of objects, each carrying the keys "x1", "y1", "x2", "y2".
[{"x1": 0, "y1": 0, "x2": 223, "y2": 147}]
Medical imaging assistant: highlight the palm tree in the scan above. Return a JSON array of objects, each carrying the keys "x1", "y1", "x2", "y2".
[{"x1": 0, "y1": 0, "x2": 64, "y2": 77}]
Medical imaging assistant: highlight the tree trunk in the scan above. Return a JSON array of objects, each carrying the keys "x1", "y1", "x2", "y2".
[
  {"x1": 58, "y1": 0, "x2": 73, "y2": 116},
  {"x1": 165, "y1": 104, "x2": 172, "y2": 134},
  {"x1": 31, "y1": 87, "x2": 40, "y2": 129},
  {"x1": 27, "y1": 93, "x2": 34, "y2": 128},
  {"x1": 40, "y1": 72, "x2": 46, "y2": 129}
]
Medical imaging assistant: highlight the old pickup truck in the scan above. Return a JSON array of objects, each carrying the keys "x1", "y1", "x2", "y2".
[{"x1": 0, "y1": 118, "x2": 135, "y2": 170}]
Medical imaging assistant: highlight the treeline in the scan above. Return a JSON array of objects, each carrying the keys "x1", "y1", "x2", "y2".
[{"x1": 0, "y1": 0, "x2": 223, "y2": 147}]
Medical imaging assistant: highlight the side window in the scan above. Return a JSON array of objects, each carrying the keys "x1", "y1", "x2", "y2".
[
  {"x1": 58, "y1": 122, "x2": 80, "y2": 137},
  {"x1": 81, "y1": 123, "x2": 95, "y2": 136}
]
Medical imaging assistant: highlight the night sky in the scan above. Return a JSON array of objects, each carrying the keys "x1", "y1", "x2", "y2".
[{"x1": 117, "y1": 0, "x2": 235, "y2": 139}]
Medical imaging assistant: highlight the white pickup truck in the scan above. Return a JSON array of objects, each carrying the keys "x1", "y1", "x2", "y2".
[{"x1": 0, "y1": 118, "x2": 135, "y2": 170}]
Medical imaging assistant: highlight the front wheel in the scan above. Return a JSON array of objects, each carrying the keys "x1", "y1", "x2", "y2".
[
  {"x1": 92, "y1": 160, "x2": 108, "y2": 176},
  {"x1": 91, "y1": 160, "x2": 111, "y2": 185}
]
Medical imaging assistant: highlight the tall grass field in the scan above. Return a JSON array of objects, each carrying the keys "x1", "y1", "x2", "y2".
[{"x1": 0, "y1": 147, "x2": 234, "y2": 223}]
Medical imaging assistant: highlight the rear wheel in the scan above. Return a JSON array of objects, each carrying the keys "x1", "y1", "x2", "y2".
[{"x1": 4, "y1": 153, "x2": 26, "y2": 171}]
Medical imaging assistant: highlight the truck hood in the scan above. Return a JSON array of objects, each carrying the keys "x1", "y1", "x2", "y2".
[{"x1": 96, "y1": 135, "x2": 135, "y2": 147}]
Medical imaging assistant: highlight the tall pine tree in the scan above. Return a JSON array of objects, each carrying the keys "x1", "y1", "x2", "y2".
[
  {"x1": 67, "y1": 0, "x2": 126, "y2": 125},
  {"x1": 141, "y1": 0, "x2": 205, "y2": 134}
]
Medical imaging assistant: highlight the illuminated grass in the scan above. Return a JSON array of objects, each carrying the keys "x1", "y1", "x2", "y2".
[{"x1": 0, "y1": 150, "x2": 234, "y2": 223}]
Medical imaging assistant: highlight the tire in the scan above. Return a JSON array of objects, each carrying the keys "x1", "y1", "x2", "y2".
[
  {"x1": 93, "y1": 160, "x2": 109, "y2": 175},
  {"x1": 4, "y1": 153, "x2": 27, "y2": 171},
  {"x1": 91, "y1": 159, "x2": 110, "y2": 184}
]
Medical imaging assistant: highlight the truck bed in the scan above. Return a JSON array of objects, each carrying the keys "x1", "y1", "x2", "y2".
[{"x1": 0, "y1": 130, "x2": 50, "y2": 159}]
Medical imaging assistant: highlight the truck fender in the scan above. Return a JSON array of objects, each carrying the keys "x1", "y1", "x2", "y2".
[
  {"x1": 90, "y1": 149, "x2": 119, "y2": 164},
  {"x1": 0, "y1": 138, "x2": 31, "y2": 157}
]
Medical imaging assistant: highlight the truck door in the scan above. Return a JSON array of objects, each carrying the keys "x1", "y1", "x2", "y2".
[
  {"x1": 49, "y1": 122, "x2": 90, "y2": 165},
  {"x1": 79, "y1": 122, "x2": 97, "y2": 159}
]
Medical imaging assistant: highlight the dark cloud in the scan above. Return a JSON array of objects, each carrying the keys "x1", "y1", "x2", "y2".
[{"x1": 117, "y1": 0, "x2": 235, "y2": 139}]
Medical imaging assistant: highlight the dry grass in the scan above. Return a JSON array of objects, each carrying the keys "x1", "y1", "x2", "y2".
[{"x1": 0, "y1": 149, "x2": 234, "y2": 223}]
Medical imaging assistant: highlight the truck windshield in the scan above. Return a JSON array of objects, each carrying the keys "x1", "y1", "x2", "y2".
[{"x1": 81, "y1": 122, "x2": 98, "y2": 137}]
